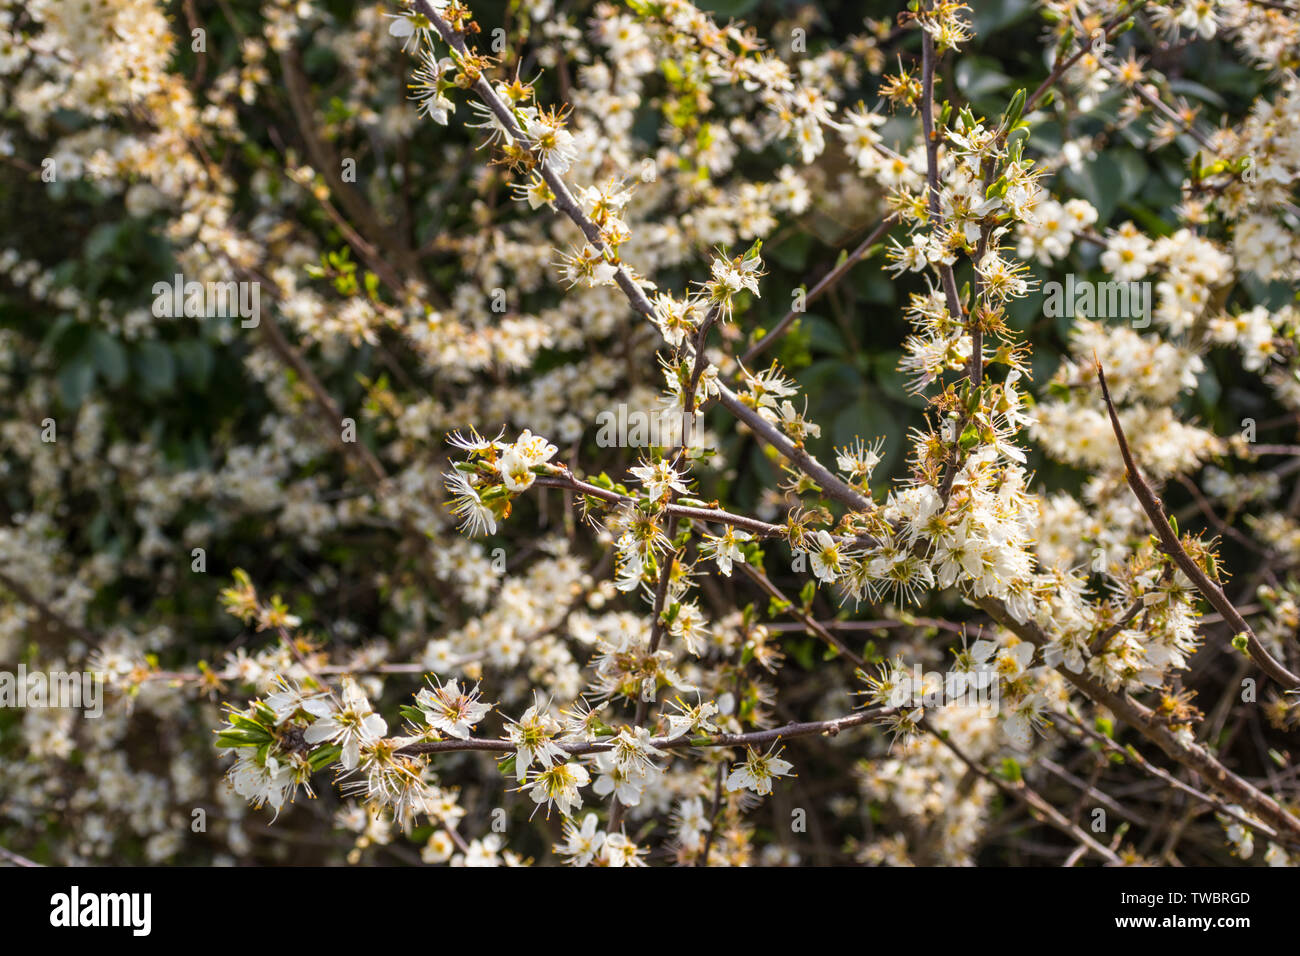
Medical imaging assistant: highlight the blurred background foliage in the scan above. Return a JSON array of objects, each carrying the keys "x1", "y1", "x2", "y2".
[
  {"x1": 1, "y1": 0, "x2": 1289, "y2": 652},
  {"x1": 0, "y1": 0, "x2": 1293, "y2": 865}
]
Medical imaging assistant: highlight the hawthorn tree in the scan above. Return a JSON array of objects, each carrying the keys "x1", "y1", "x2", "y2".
[{"x1": 1, "y1": 0, "x2": 1299, "y2": 866}]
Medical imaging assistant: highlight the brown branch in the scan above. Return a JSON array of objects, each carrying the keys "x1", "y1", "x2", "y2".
[
  {"x1": 1089, "y1": 598, "x2": 1144, "y2": 654},
  {"x1": 977, "y1": 595, "x2": 1300, "y2": 841},
  {"x1": 697, "y1": 761, "x2": 726, "y2": 866},
  {"x1": 735, "y1": 563, "x2": 866, "y2": 669},
  {"x1": 716, "y1": 383, "x2": 874, "y2": 513},
  {"x1": 740, "y1": 214, "x2": 897, "y2": 366},
  {"x1": 765, "y1": 617, "x2": 964, "y2": 635},
  {"x1": 533, "y1": 472, "x2": 787, "y2": 539},
  {"x1": 684, "y1": 304, "x2": 720, "y2": 414},
  {"x1": 255, "y1": 302, "x2": 389, "y2": 485},
  {"x1": 0, "y1": 568, "x2": 96, "y2": 646},
  {"x1": 1054, "y1": 711, "x2": 1299, "y2": 850},
  {"x1": 278, "y1": 49, "x2": 418, "y2": 278},
  {"x1": 414, "y1": 1, "x2": 661, "y2": 326},
  {"x1": 923, "y1": 718, "x2": 1122, "y2": 864},
  {"x1": 534, "y1": 471, "x2": 865, "y2": 668},
  {"x1": 0, "y1": 844, "x2": 42, "y2": 867},
  {"x1": 610, "y1": 545, "x2": 681, "y2": 830},
  {"x1": 919, "y1": 29, "x2": 965, "y2": 331},
  {"x1": 1096, "y1": 362, "x2": 1300, "y2": 690},
  {"x1": 396, "y1": 706, "x2": 892, "y2": 757}
]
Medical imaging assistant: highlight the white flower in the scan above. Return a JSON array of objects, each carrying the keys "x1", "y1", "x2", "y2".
[
  {"x1": 385, "y1": 7, "x2": 445, "y2": 54},
  {"x1": 970, "y1": 638, "x2": 1034, "y2": 682},
  {"x1": 415, "y1": 679, "x2": 492, "y2": 739},
  {"x1": 663, "y1": 698, "x2": 720, "y2": 739},
  {"x1": 743, "y1": 363, "x2": 799, "y2": 410},
  {"x1": 523, "y1": 109, "x2": 578, "y2": 174},
  {"x1": 704, "y1": 249, "x2": 764, "y2": 320},
  {"x1": 670, "y1": 601, "x2": 711, "y2": 656},
  {"x1": 498, "y1": 448, "x2": 536, "y2": 492},
  {"x1": 227, "y1": 750, "x2": 299, "y2": 816},
  {"x1": 724, "y1": 744, "x2": 794, "y2": 796},
  {"x1": 836, "y1": 437, "x2": 885, "y2": 484},
  {"x1": 591, "y1": 753, "x2": 645, "y2": 806},
  {"x1": 407, "y1": 51, "x2": 456, "y2": 124},
  {"x1": 526, "y1": 761, "x2": 591, "y2": 818},
  {"x1": 599, "y1": 830, "x2": 648, "y2": 866},
  {"x1": 503, "y1": 697, "x2": 567, "y2": 781},
  {"x1": 709, "y1": 254, "x2": 762, "y2": 298},
  {"x1": 302, "y1": 680, "x2": 387, "y2": 770},
  {"x1": 263, "y1": 677, "x2": 332, "y2": 725},
  {"x1": 671, "y1": 796, "x2": 712, "y2": 852},
  {"x1": 445, "y1": 470, "x2": 497, "y2": 537},
  {"x1": 776, "y1": 399, "x2": 821, "y2": 442},
  {"x1": 1001, "y1": 692, "x2": 1046, "y2": 751},
  {"x1": 447, "y1": 427, "x2": 501, "y2": 455},
  {"x1": 808, "y1": 529, "x2": 855, "y2": 584},
  {"x1": 457, "y1": 835, "x2": 503, "y2": 867},
  {"x1": 629, "y1": 458, "x2": 689, "y2": 503},
  {"x1": 509, "y1": 429, "x2": 558, "y2": 466},
  {"x1": 701, "y1": 526, "x2": 751, "y2": 576},
  {"x1": 607, "y1": 726, "x2": 667, "y2": 778},
  {"x1": 1100, "y1": 221, "x2": 1157, "y2": 281},
  {"x1": 554, "y1": 813, "x2": 604, "y2": 866},
  {"x1": 559, "y1": 243, "x2": 619, "y2": 287}
]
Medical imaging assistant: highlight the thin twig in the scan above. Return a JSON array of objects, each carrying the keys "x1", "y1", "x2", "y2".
[
  {"x1": 1096, "y1": 362, "x2": 1299, "y2": 690},
  {"x1": 396, "y1": 707, "x2": 892, "y2": 757},
  {"x1": 740, "y1": 215, "x2": 897, "y2": 366}
]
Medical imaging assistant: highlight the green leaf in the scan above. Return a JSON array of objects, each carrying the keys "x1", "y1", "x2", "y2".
[
  {"x1": 308, "y1": 744, "x2": 342, "y2": 769},
  {"x1": 954, "y1": 56, "x2": 1011, "y2": 104},
  {"x1": 958, "y1": 423, "x2": 981, "y2": 451},
  {"x1": 1064, "y1": 149, "x2": 1148, "y2": 226},
  {"x1": 58, "y1": 358, "x2": 95, "y2": 408},
  {"x1": 1168, "y1": 78, "x2": 1226, "y2": 110},
  {"x1": 767, "y1": 595, "x2": 792, "y2": 617},
  {"x1": 174, "y1": 339, "x2": 214, "y2": 390},
  {"x1": 399, "y1": 705, "x2": 426, "y2": 727},
  {"x1": 84, "y1": 222, "x2": 123, "y2": 260},
  {"x1": 789, "y1": 638, "x2": 815, "y2": 670},
  {"x1": 1002, "y1": 88, "x2": 1027, "y2": 130},
  {"x1": 227, "y1": 713, "x2": 273, "y2": 737},
  {"x1": 91, "y1": 331, "x2": 128, "y2": 388},
  {"x1": 968, "y1": 0, "x2": 1035, "y2": 35},
  {"x1": 697, "y1": 0, "x2": 760, "y2": 17},
  {"x1": 41, "y1": 314, "x2": 78, "y2": 353},
  {"x1": 134, "y1": 340, "x2": 176, "y2": 395},
  {"x1": 767, "y1": 232, "x2": 810, "y2": 270}
]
